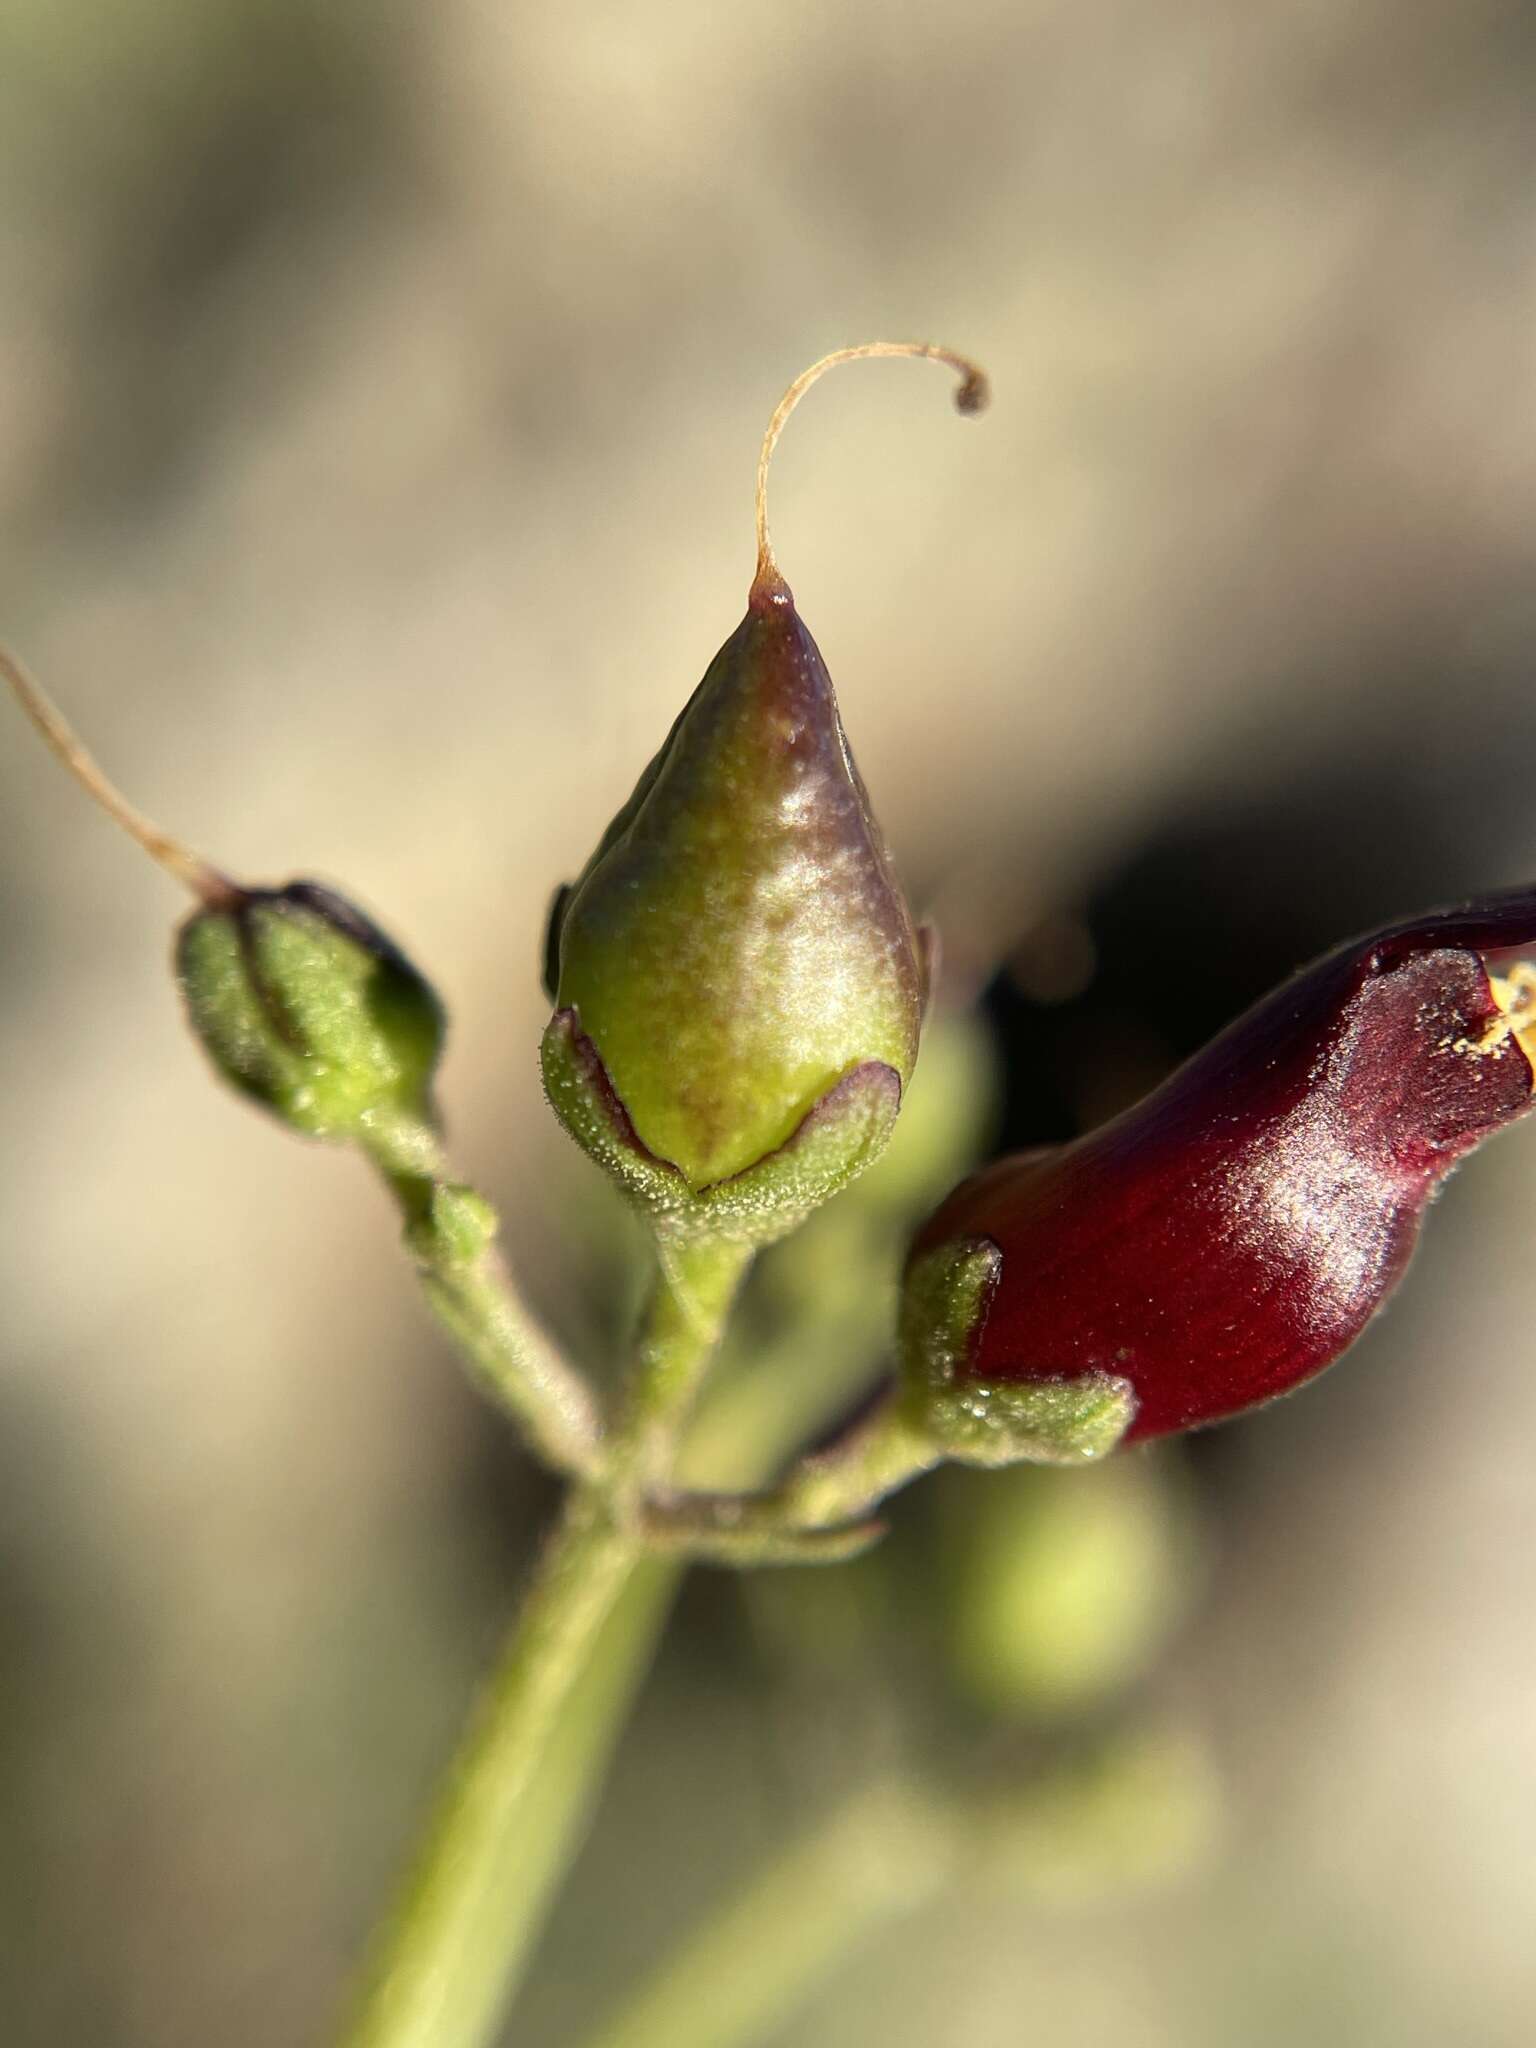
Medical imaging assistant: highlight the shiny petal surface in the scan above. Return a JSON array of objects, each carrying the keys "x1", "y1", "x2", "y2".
[{"x1": 914, "y1": 890, "x2": 1536, "y2": 1440}]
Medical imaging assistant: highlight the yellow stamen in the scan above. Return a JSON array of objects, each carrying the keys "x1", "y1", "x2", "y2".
[{"x1": 1478, "y1": 960, "x2": 1536, "y2": 1073}]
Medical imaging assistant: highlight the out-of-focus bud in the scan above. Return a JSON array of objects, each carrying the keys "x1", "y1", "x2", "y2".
[
  {"x1": 944, "y1": 1457, "x2": 1196, "y2": 1723},
  {"x1": 178, "y1": 880, "x2": 445, "y2": 1171},
  {"x1": 907, "y1": 890, "x2": 1536, "y2": 1443},
  {"x1": 542, "y1": 343, "x2": 986, "y2": 1245}
]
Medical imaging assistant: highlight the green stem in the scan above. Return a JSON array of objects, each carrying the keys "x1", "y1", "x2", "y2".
[
  {"x1": 767, "y1": 1385, "x2": 938, "y2": 1522},
  {"x1": 387, "y1": 1168, "x2": 602, "y2": 1477},
  {"x1": 336, "y1": 1234, "x2": 752, "y2": 2048},
  {"x1": 643, "y1": 1385, "x2": 939, "y2": 1556},
  {"x1": 473, "y1": 1555, "x2": 681, "y2": 2001},
  {"x1": 339, "y1": 1488, "x2": 639, "y2": 2048},
  {"x1": 439, "y1": 1294, "x2": 908, "y2": 2025},
  {"x1": 579, "y1": 1779, "x2": 958, "y2": 2048},
  {"x1": 619, "y1": 1237, "x2": 756, "y2": 1480}
]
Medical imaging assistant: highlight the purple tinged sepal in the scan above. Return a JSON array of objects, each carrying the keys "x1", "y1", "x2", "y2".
[{"x1": 540, "y1": 1006, "x2": 902, "y2": 1249}]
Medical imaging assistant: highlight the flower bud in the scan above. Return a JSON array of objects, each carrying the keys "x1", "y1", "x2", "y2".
[
  {"x1": 178, "y1": 880, "x2": 444, "y2": 1171},
  {"x1": 542, "y1": 343, "x2": 986, "y2": 1242},
  {"x1": 545, "y1": 581, "x2": 925, "y2": 1170},
  {"x1": 944, "y1": 1458, "x2": 1195, "y2": 1722},
  {"x1": 907, "y1": 890, "x2": 1536, "y2": 1442},
  {"x1": 2, "y1": 647, "x2": 446, "y2": 1173}
]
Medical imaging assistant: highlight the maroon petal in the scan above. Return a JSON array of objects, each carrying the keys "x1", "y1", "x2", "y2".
[{"x1": 913, "y1": 888, "x2": 1536, "y2": 1441}]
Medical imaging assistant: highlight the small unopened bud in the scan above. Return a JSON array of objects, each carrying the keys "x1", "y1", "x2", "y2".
[
  {"x1": 3, "y1": 647, "x2": 443, "y2": 1173},
  {"x1": 543, "y1": 343, "x2": 986, "y2": 1242},
  {"x1": 178, "y1": 881, "x2": 444, "y2": 1170},
  {"x1": 945, "y1": 1458, "x2": 1195, "y2": 1722}
]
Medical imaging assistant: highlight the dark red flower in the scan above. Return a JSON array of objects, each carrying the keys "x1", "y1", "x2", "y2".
[{"x1": 911, "y1": 891, "x2": 1536, "y2": 1442}]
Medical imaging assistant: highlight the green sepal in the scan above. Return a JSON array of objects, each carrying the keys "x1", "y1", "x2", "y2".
[
  {"x1": 900, "y1": 1239, "x2": 1135, "y2": 1465},
  {"x1": 540, "y1": 1007, "x2": 901, "y2": 1248},
  {"x1": 177, "y1": 880, "x2": 444, "y2": 1173}
]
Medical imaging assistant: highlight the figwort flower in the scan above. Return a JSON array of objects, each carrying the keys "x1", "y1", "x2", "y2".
[{"x1": 908, "y1": 891, "x2": 1536, "y2": 1443}]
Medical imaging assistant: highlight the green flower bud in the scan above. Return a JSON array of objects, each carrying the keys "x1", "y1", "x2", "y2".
[
  {"x1": 2, "y1": 648, "x2": 445, "y2": 1175},
  {"x1": 178, "y1": 881, "x2": 444, "y2": 1171},
  {"x1": 542, "y1": 342, "x2": 987, "y2": 1241},
  {"x1": 546, "y1": 581, "x2": 924, "y2": 1179}
]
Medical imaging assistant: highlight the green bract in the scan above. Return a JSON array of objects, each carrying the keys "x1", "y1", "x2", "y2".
[
  {"x1": 177, "y1": 881, "x2": 444, "y2": 1174},
  {"x1": 543, "y1": 575, "x2": 929, "y2": 1233}
]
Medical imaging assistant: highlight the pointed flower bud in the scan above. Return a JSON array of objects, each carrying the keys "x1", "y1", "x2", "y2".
[
  {"x1": 907, "y1": 890, "x2": 1536, "y2": 1443},
  {"x1": 543, "y1": 343, "x2": 987, "y2": 1242},
  {"x1": 546, "y1": 582, "x2": 922, "y2": 1186}
]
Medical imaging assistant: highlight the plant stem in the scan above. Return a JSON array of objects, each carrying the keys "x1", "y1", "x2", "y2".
[
  {"x1": 619, "y1": 1238, "x2": 756, "y2": 1480},
  {"x1": 434, "y1": 1290, "x2": 910, "y2": 2026},
  {"x1": 339, "y1": 1487, "x2": 639, "y2": 2048},
  {"x1": 472, "y1": 1555, "x2": 681, "y2": 2006},
  {"x1": 580, "y1": 1778, "x2": 958, "y2": 2048},
  {"x1": 336, "y1": 1236, "x2": 753, "y2": 2048},
  {"x1": 386, "y1": 1168, "x2": 602, "y2": 1477},
  {"x1": 339, "y1": 1018, "x2": 997, "y2": 2039},
  {"x1": 645, "y1": 1385, "x2": 939, "y2": 1554}
]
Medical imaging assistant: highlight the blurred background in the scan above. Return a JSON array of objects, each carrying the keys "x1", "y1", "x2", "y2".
[{"x1": 3, "y1": 1, "x2": 1536, "y2": 2042}]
